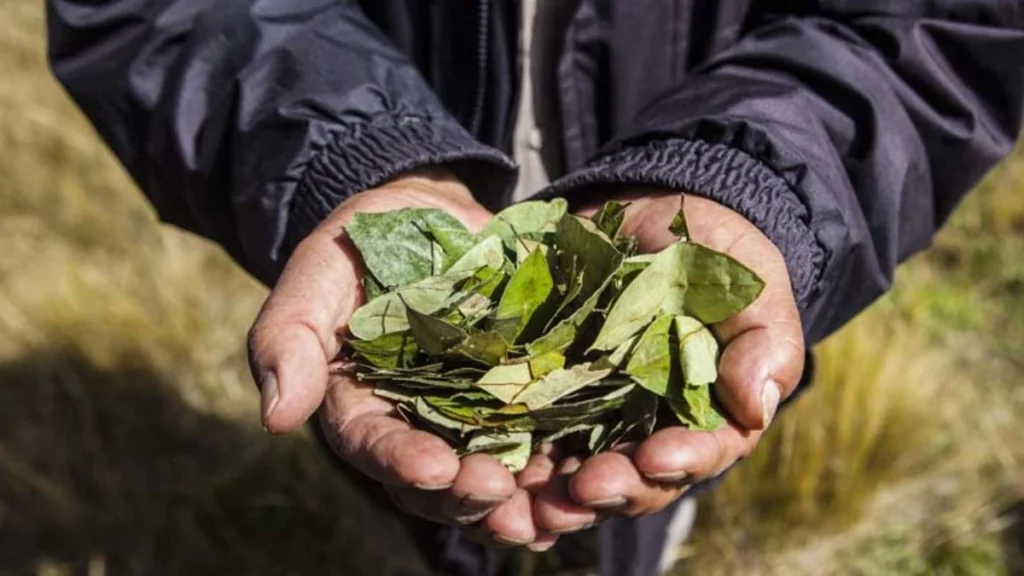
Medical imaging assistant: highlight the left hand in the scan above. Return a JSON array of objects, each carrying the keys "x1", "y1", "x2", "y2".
[{"x1": 520, "y1": 190, "x2": 806, "y2": 535}]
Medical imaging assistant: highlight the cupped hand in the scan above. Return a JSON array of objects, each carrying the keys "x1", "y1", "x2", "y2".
[
  {"x1": 524, "y1": 190, "x2": 806, "y2": 533},
  {"x1": 246, "y1": 169, "x2": 539, "y2": 545}
]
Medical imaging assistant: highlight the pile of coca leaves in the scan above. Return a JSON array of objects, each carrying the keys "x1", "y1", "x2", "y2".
[{"x1": 342, "y1": 198, "x2": 764, "y2": 473}]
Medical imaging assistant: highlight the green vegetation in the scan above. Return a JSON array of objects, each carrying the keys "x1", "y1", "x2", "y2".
[{"x1": 1, "y1": 1, "x2": 1020, "y2": 574}]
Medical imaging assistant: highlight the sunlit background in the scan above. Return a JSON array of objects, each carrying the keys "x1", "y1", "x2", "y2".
[{"x1": 1, "y1": 2, "x2": 1022, "y2": 574}]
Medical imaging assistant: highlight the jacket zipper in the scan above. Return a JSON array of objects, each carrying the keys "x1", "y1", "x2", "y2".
[{"x1": 468, "y1": 0, "x2": 490, "y2": 136}]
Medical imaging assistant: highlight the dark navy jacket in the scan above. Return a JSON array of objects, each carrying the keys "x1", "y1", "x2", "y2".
[{"x1": 47, "y1": 0, "x2": 1024, "y2": 345}]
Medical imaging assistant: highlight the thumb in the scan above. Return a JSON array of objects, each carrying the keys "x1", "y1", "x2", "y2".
[{"x1": 248, "y1": 228, "x2": 361, "y2": 432}]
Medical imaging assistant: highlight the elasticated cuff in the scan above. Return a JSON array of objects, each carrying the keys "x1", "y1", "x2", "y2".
[
  {"x1": 285, "y1": 116, "x2": 515, "y2": 253},
  {"x1": 541, "y1": 138, "x2": 825, "y2": 307}
]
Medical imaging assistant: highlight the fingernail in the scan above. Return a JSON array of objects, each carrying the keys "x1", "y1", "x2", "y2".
[
  {"x1": 260, "y1": 372, "x2": 279, "y2": 429},
  {"x1": 550, "y1": 521, "x2": 594, "y2": 535},
  {"x1": 527, "y1": 541, "x2": 556, "y2": 553},
  {"x1": 585, "y1": 496, "x2": 628, "y2": 509},
  {"x1": 494, "y1": 534, "x2": 532, "y2": 546},
  {"x1": 644, "y1": 470, "x2": 689, "y2": 483},
  {"x1": 461, "y1": 494, "x2": 509, "y2": 509},
  {"x1": 412, "y1": 481, "x2": 454, "y2": 491},
  {"x1": 761, "y1": 379, "x2": 781, "y2": 428}
]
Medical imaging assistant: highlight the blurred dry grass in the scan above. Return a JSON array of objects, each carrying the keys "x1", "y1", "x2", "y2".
[{"x1": 1, "y1": 1, "x2": 1022, "y2": 575}]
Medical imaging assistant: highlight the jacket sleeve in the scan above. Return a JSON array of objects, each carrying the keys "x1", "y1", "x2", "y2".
[
  {"x1": 46, "y1": 0, "x2": 514, "y2": 286},
  {"x1": 545, "y1": 3, "x2": 1024, "y2": 344}
]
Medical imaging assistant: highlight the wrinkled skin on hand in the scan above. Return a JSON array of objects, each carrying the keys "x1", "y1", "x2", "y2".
[
  {"x1": 518, "y1": 191, "x2": 804, "y2": 542},
  {"x1": 248, "y1": 176, "x2": 804, "y2": 549}
]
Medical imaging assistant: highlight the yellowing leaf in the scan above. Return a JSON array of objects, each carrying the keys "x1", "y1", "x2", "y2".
[{"x1": 475, "y1": 364, "x2": 534, "y2": 404}]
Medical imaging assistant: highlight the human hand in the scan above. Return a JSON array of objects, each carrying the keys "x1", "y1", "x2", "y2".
[
  {"x1": 247, "y1": 169, "x2": 542, "y2": 545},
  {"x1": 522, "y1": 191, "x2": 805, "y2": 534}
]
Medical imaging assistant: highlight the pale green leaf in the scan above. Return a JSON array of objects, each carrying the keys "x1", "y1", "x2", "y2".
[
  {"x1": 669, "y1": 386, "x2": 727, "y2": 431},
  {"x1": 591, "y1": 241, "x2": 764, "y2": 350},
  {"x1": 515, "y1": 239, "x2": 548, "y2": 265},
  {"x1": 475, "y1": 363, "x2": 534, "y2": 404},
  {"x1": 443, "y1": 235, "x2": 506, "y2": 277},
  {"x1": 482, "y1": 199, "x2": 568, "y2": 251},
  {"x1": 466, "y1": 431, "x2": 533, "y2": 473},
  {"x1": 674, "y1": 315, "x2": 718, "y2": 387},
  {"x1": 657, "y1": 242, "x2": 765, "y2": 325},
  {"x1": 346, "y1": 208, "x2": 471, "y2": 287},
  {"x1": 511, "y1": 364, "x2": 613, "y2": 410},
  {"x1": 349, "y1": 236, "x2": 504, "y2": 340}
]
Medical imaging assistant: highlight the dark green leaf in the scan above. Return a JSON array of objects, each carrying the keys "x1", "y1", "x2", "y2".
[
  {"x1": 592, "y1": 200, "x2": 629, "y2": 239},
  {"x1": 361, "y1": 275, "x2": 386, "y2": 301},
  {"x1": 405, "y1": 305, "x2": 467, "y2": 356},
  {"x1": 349, "y1": 331, "x2": 418, "y2": 369},
  {"x1": 623, "y1": 315, "x2": 674, "y2": 396},
  {"x1": 493, "y1": 248, "x2": 556, "y2": 342},
  {"x1": 452, "y1": 331, "x2": 509, "y2": 366},
  {"x1": 668, "y1": 196, "x2": 690, "y2": 241},
  {"x1": 555, "y1": 214, "x2": 624, "y2": 305}
]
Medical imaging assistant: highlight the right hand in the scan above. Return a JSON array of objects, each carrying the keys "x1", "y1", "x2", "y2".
[{"x1": 247, "y1": 169, "x2": 544, "y2": 546}]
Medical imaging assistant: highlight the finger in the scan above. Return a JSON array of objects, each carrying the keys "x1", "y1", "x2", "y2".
[
  {"x1": 531, "y1": 458, "x2": 598, "y2": 534},
  {"x1": 714, "y1": 320, "x2": 804, "y2": 430},
  {"x1": 518, "y1": 443, "x2": 560, "y2": 493},
  {"x1": 481, "y1": 488, "x2": 538, "y2": 545},
  {"x1": 387, "y1": 452, "x2": 518, "y2": 525},
  {"x1": 708, "y1": 232, "x2": 803, "y2": 429},
  {"x1": 447, "y1": 453, "x2": 518, "y2": 515},
  {"x1": 320, "y1": 375, "x2": 460, "y2": 488},
  {"x1": 248, "y1": 229, "x2": 362, "y2": 432},
  {"x1": 634, "y1": 424, "x2": 763, "y2": 484},
  {"x1": 527, "y1": 532, "x2": 560, "y2": 553},
  {"x1": 568, "y1": 445, "x2": 687, "y2": 516}
]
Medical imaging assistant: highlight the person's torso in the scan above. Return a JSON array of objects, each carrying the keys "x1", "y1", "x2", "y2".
[{"x1": 357, "y1": 0, "x2": 761, "y2": 179}]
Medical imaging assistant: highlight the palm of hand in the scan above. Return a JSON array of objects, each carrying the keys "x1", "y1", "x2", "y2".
[{"x1": 248, "y1": 175, "x2": 804, "y2": 548}]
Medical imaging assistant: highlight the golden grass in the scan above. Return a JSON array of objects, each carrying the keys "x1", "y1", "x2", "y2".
[
  {"x1": 680, "y1": 143, "x2": 1024, "y2": 575},
  {"x1": 1, "y1": 1, "x2": 1022, "y2": 574}
]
